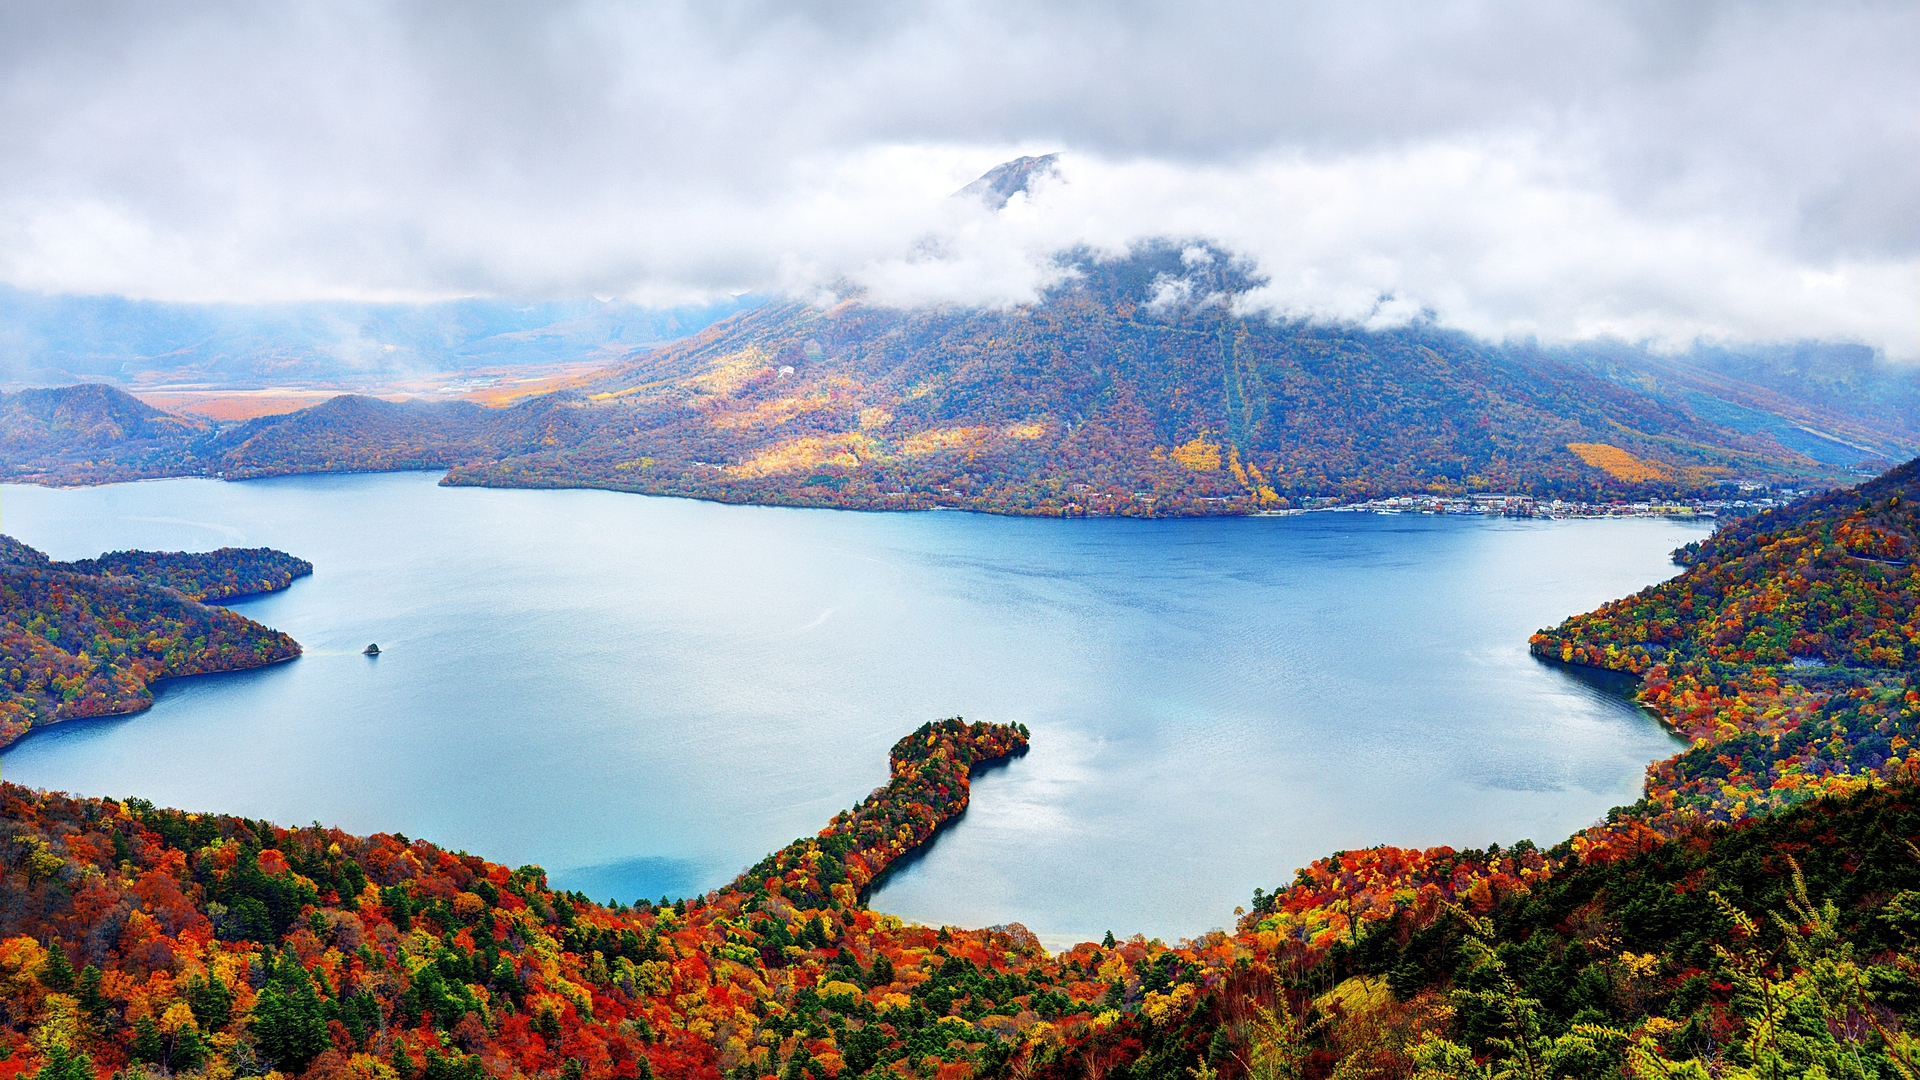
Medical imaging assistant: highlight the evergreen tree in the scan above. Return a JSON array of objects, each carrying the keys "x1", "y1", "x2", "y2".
[
  {"x1": 27, "y1": 1043, "x2": 91, "y2": 1080},
  {"x1": 782, "y1": 1045, "x2": 812, "y2": 1080},
  {"x1": 169, "y1": 1025, "x2": 209, "y2": 1073},
  {"x1": 252, "y1": 959, "x2": 330, "y2": 1072},
  {"x1": 130, "y1": 1015, "x2": 164, "y2": 1066},
  {"x1": 187, "y1": 974, "x2": 233, "y2": 1031},
  {"x1": 38, "y1": 947, "x2": 73, "y2": 993},
  {"x1": 73, "y1": 967, "x2": 106, "y2": 1021}
]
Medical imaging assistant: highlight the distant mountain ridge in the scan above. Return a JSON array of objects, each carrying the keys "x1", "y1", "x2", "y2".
[
  {"x1": 1559, "y1": 338, "x2": 1916, "y2": 466},
  {"x1": 0, "y1": 245, "x2": 1911, "y2": 513},
  {"x1": 0, "y1": 285, "x2": 758, "y2": 390}
]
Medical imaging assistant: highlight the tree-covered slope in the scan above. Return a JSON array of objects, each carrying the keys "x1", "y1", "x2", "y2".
[
  {"x1": 0, "y1": 385, "x2": 211, "y2": 483},
  {"x1": 441, "y1": 246, "x2": 1848, "y2": 514},
  {"x1": 0, "y1": 387, "x2": 600, "y2": 486},
  {"x1": 0, "y1": 248, "x2": 1874, "y2": 514},
  {"x1": 55, "y1": 548, "x2": 312, "y2": 603},
  {"x1": 0, "y1": 538, "x2": 305, "y2": 747},
  {"x1": 1527, "y1": 456, "x2": 1918, "y2": 829},
  {"x1": 0, "y1": 463, "x2": 1917, "y2": 1080}
]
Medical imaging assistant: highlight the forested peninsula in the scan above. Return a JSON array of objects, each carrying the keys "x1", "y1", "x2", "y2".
[
  {"x1": 0, "y1": 459, "x2": 1912, "y2": 1080},
  {"x1": 0, "y1": 540, "x2": 306, "y2": 748}
]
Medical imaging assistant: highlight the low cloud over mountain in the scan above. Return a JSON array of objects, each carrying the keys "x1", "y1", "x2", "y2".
[{"x1": 0, "y1": 2, "x2": 1914, "y2": 356}]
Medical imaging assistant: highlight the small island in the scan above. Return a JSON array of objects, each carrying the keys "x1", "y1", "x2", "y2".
[{"x1": 364, "y1": 643, "x2": 381, "y2": 655}]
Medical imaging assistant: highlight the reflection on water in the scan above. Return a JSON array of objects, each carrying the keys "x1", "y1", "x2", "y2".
[
  {"x1": 0, "y1": 474, "x2": 1702, "y2": 946},
  {"x1": 1539, "y1": 656, "x2": 1656, "y2": 711}
]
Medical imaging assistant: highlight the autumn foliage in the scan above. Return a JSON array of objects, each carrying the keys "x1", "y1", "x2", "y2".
[
  {"x1": 0, "y1": 459, "x2": 1916, "y2": 1079},
  {"x1": 53, "y1": 550, "x2": 312, "y2": 604},
  {"x1": 0, "y1": 538, "x2": 303, "y2": 748},
  {"x1": 735, "y1": 720, "x2": 1029, "y2": 909},
  {"x1": 0, "y1": 248, "x2": 1859, "y2": 516},
  {"x1": 0, "y1": 721, "x2": 1251, "y2": 1080}
]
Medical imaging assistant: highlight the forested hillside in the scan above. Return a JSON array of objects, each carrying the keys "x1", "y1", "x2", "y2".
[
  {"x1": 54, "y1": 549, "x2": 312, "y2": 603},
  {"x1": 0, "y1": 460, "x2": 1915, "y2": 1080},
  {"x1": 0, "y1": 389, "x2": 590, "y2": 485},
  {"x1": 0, "y1": 387, "x2": 210, "y2": 483},
  {"x1": 444, "y1": 247, "x2": 1859, "y2": 513},
  {"x1": 0, "y1": 538, "x2": 305, "y2": 748},
  {"x1": 0, "y1": 247, "x2": 1896, "y2": 513}
]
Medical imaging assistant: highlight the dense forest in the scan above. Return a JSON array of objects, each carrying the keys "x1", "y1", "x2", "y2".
[
  {"x1": 0, "y1": 539, "x2": 305, "y2": 748},
  {"x1": 1529, "y1": 457, "x2": 1918, "y2": 830},
  {"x1": 0, "y1": 464, "x2": 1913, "y2": 1080},
  {"x1": 54, "y1": 551, "x2": 312, "y2": 604},
  {"x1": 2, "y1": 249, "x2": 1903, "y2": 514},
  {"x1": 442, "y1": 247, "x2": 1868, "y2": 514}
]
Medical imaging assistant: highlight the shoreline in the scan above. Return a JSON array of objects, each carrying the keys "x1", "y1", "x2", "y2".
[
  {"x1": 3, "y1": 457, "x2": 1797, "y2": 518},
  {"x1": 0, "y1": 648, "x2": 301, "y2": 756}
]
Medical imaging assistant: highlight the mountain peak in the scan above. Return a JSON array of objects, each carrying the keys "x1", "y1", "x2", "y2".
[{"x1": 955, "y1": 153, "x2": 1061, "y2": 210}]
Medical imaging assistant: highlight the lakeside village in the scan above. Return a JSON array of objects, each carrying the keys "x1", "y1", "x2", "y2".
[
  {"x1": 1043, "y1": 478, "x2": 1819, "y2": 518},
  {"x1": 1289, "y1": 481, "x2": 1813, "y2": 519}
]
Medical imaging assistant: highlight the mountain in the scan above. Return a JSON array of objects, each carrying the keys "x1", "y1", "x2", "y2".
[
  {"x1": 954, "y1": 153, "x2": 1061, "y2": 209},
  {"x1": 1561, "y1": 338, "x2": 1919, "y2": 466},
  {"x1": 438, "y1": 244, "x2": 1870, "y2": 513},
  {"x1": 2, "y1": 245, "x2": 1911, "y2": 513},
  {"x1": 0, "y1": 286, "x2": 759, "y2": 390},
  {"x1": 0, "y1": 383, "x2": 211, "y2": 480},
  {"x1": 0, "y1": 385, "x2": 595, "y2": 483},
  {"x1": 199, "y1": 393, "x2": 597, "y2": 479}
]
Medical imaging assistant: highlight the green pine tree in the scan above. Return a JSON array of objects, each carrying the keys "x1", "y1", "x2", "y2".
[
  {"x1": 169, "y1": 1025, "x2": 209, "y2": 1073},
  {"x1": 74, "y1": 967, "x2": 106, "y2": 1021},
  {"x1": 38, "y1": 947, "x2": 74, "y2": 993},
  {"x1": 27, "y1": 1043, "x2": 92, "y2": 1080},
  {"x1": 131, "y1": 1015, "x2": 164, "y2": 1065},
  {"x1": 252, "y1": 960, "x2": 330, "y2": 1073}
]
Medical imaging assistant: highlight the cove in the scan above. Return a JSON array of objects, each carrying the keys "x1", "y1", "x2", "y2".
[{"x1": 0, "y1": 472, "x2": 1702, "y2": 947}]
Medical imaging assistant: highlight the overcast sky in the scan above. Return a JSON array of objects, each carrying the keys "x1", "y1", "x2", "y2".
[{"x1": 2, "y1": 0, "x2": 1915, "y2": 355}]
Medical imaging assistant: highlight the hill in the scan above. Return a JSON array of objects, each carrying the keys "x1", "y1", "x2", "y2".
[
  {"x1": 1, "y1": 248, "x2": 1910, "y2": 513},
  {"x1": 0, "y1": 460, "x2": 1912, "y2": 1080},
  {"x1": 440, "y1": 246, "x2": 1871, "y2": 514},
  {"x1": 199, "y1": 394, "x2": 597, "y2": 479},
  {"x1": 0, "y1": 537, "x2": 305, "y2": 748},
  {"x1": 0, "y1": 386, "x2": 597, "y2": 484},
  {"x1": 0, "y1": 385, "x2": 210, "y2": 482}
]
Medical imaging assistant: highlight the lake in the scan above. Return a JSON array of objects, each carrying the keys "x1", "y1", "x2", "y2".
[{"x1": 0, "y1": 472, "x2": 1701, "y2": 948}]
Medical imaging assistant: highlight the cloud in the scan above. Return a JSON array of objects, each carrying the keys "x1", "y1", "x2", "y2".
[{"x1": 0, "y1": 0, "x2": 1914, "y2": 355}]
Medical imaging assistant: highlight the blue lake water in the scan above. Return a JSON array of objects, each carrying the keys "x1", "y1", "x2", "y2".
[{"x1": 0, "y1": 472, "x2": 1701, "y2": 948}]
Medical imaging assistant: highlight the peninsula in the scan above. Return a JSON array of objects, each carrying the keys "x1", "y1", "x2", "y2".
[
  {"x1": 0, "y1": 456, "x2": 1912, "y2": 1079},
  {"x1": 0, "y1": 537, "x2": 306, "y2": 748}
]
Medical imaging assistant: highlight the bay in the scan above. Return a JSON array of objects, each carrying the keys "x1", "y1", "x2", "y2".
[{"x1": 0, "y1": 472, "x2": 1701, "y2": 947}]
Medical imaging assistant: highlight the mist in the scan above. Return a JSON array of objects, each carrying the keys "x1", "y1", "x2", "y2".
[{"x1": 1, "y1": 1, "x2": 1914, "y2": 357}]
